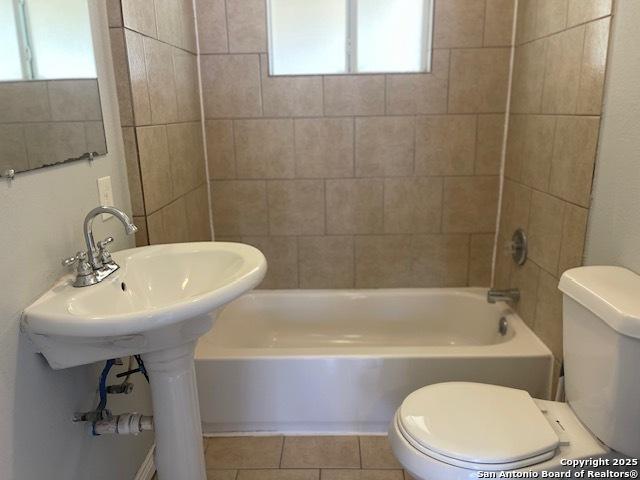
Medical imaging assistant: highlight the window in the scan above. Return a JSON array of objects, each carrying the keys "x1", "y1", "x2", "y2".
[{"x1": 267, "y1": 0, "x2": 433, "y2": 76}]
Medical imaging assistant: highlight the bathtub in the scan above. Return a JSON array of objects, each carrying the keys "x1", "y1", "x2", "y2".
[{"x1": 195, "y1": 288, "x2": 553, "y2": 435}]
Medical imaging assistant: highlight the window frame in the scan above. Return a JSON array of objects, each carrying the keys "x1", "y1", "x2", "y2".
[{"x1": 266, "y1": 0, "x2": 434, "y2": 77}]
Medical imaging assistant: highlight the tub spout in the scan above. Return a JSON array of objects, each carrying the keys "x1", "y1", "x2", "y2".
[{"x1": 487, "y1": 289, "x2": 520, "y2": 304}]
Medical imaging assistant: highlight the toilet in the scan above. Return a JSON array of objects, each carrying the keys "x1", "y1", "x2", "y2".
[{"x1": 389, "y1": 266, "x2": 640, "y2": 479}]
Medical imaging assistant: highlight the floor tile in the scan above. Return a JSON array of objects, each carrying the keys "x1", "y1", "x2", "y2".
[
  {"x1": 359, "y1": 437, "x2": 402, "y2": 469},
  {"x1": 205, "y1": 436, "x2": 283, "y2": 469},
  {"x1": 237, "y1": 470, "x2": 319, "y2": 480},
  {"x1": 321, "y1": 470, "x2": 404, "y2": 480},
  {"x1": 281, "y1": 436, "x2": 361, "y2": 469},
  {"x1": 207, "y1": 470, "x2": 238, "y2": 480}
]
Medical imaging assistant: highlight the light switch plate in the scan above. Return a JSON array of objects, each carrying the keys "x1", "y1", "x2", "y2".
[{"x1": 97, "y1": 176, "x2": 114, "y2": 220}]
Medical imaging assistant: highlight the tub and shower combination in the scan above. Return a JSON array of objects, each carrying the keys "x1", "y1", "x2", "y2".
[{"x1": 195, "y1": 288, "x2": 553, "y2": 434}]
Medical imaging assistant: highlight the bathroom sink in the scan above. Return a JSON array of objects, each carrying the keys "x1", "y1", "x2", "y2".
[{"x1": 22, "y1": 242, "x2": 266, "y2": 369}]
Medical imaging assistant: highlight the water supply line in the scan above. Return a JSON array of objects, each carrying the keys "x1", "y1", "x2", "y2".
[{"x1": 93, "y1": 413, "x2": 153, "y2": 436}]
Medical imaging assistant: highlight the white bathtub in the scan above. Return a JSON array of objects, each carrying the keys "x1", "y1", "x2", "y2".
[{"x1": 195, "y1": 288, "x2": 553, "y2": 434}]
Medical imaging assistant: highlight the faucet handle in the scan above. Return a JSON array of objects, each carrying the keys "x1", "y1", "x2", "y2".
[
  {"x1": 98, "y1": 237, "x2": 115, "y2": 265},
  {"x1": 98, "y1": 236, "x2": 114, "y2": 249}
]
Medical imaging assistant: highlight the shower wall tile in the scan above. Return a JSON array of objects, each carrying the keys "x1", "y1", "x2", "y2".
[
  {"x1": 241, "y1": 236, "x2": 299, "y2": 289},
  {"x1": 199, "y1": 0, "x2": 516, "y2": 289},
  {"x1": 121, "y1": 0, "x2": 157, "y2": 37},
  {"x1": 495, "y1": 2, "x2": 612, "y2": 366},
  {"x1": 109, "y1": 29, "x2": 134, "y2": 126},
  {"x1": 469, "y1": 234, "x2": 495, "y2": 287},
  {"x1": 136, "y1": 125, "x2": 173, "y2": 213},
  {"x1": 121, "y1": 127, "x2": 144, "y2": 216}
]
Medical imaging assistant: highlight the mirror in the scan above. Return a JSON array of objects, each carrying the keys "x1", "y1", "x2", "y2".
[
  {"x1": 0, "y1": 0, "x2": 106, "y2": 176},
  {"x1": 267, "y1": 0, "x2": 434, "y2": 76}
]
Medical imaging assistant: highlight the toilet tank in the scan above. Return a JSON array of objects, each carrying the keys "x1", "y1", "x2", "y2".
[{"x1": 559, "y1": 266, "x2": 640, "y2": 458}]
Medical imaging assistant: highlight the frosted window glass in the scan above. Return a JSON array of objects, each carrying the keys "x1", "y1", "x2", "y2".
[
  {"x1": 356, "y1": 0, "x2": 430, "y2": 73},
  {"x1": 269, "y1": 0, "x2": 347, "y2": 75},
  {"x1": 0, "y1": 0, "x2": 23, "y2": 80},
  {"x1": 27, "y1": 0, "x2": 96, "y2": 79}
]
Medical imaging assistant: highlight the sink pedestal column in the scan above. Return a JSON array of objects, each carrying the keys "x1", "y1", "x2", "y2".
[{"x1": 143, "y1": 341, "x2": 206, "y2": 480}]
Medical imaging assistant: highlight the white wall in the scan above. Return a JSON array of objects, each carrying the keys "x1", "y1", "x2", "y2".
[
  {"x1": 586, "y1": 0, "x2": 640, "y2": 270},
  {"x1": 0, "y1": 1, "x2": 153, "y2": 479}
]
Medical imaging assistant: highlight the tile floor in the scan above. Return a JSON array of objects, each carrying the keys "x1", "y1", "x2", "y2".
[{"x1": 201, "y1": 435, "x2": 415, "y2": 480}]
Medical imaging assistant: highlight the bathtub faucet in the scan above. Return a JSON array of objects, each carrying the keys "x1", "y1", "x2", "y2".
[{"x1": 487, "y1": 288, "x2": 520, "y2": 305}]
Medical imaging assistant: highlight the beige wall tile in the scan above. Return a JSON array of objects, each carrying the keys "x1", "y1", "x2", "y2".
[
  {"x1": 109, "y1": 29, "x2": 134, "y2": 126},
  {"x1": 469, "y1": 234, "x2": 494, "y2": 286},
  {"x1": 241, "y1": 236, "x2": 298, "y2": 288},
  {"x1": 267, "y1": 180, "x2": 325, "y2": 235},
  {"x1": 355, "y1": 236, "x2": 412, "y2": 288},
  {"x1": 321, "y1": 471, "x2": 403, "y2": 480},
  {"x1": 433, "y1": 0, "x2": 485, "y2": 48},
  {"x1": 226, "y1": 0, "x2": 267, "y2": 53},
  {"x1": 124, "y1": 30, "x2": 151, "y2": 126},
  {"x1": 133, "y1": 216, "x2": 149, "y2": 246},
  {"x1": 534, "y1": 270, "x2": 563, "y2": 359},
  {"x1": 0, "y1": 125, "x2": 27, "y2": 172},
  {"x1": 122, "y1": 0, "x2": 157, "y2": 37},
  {"x1": 442, "y1": 177, "x2": 499, "y2": 233},
  {"x1": 173, "y1": 50, "x2": 201, "y2": 122},
  {"x1": 510, "y1": 39, "x2": 548, "y2": 114},
  {"x1": 519, "y1": 115, "x2": 556, "y2": 191},
  {"x1": 577, "y1": 17, "x2": 610, "y2": 115},
  {"x1": 558, "y1": 203, "x2": 588, "y2": 275},
  {"x1": 196, "y1": 0, "x2": 228, "y2": 53},
  {"x1": 202, "y1": 54, "x2": 262, "y2": 118},
  {"x1": 281, "y1": 436, "x2": 360, "y2": 469},
  {"x1": 541, "y1": 26, "x2": 586, "y2": 114},
  {"x1": 411, "y1": 234, "x2": 470, "y2": 287},
  {"x1": 476, "y1": 114, "x2": 505, "y2": 175},
  {"x1": 122, "y1": 127, "x2": 145, "y2": 216},
  {"x1": 146, "y1": 208, "x2": 164, "y2": 244},
  {"x1": 294, "y1": 118, "x2": 354, "y2": 178},
  {"x1": 535, "y1": 0, "x2": 568, "y2": 37},
  {"x1": 180, "y1": 0, "x2": 198, "y2": 52},
  {"x1": 567, "y1": 0, "x2": 611, "y2": 27},
  {"x1": 260, "y1": 55, "x2": 323, "y2": 117},
  {"x1": 136, "y1": 125, "x2": 173, "y2": 212},
  {"x1": 324, "y1": 76, "x2": 385, "y2": 116},
  {"x1": 326, "y1": 179, "x2": 384, "y2": 234},
  {"x1": 548, "y1": 116, "x2": 600, "y2": 207},
  {"x1": 211, "y1": 180, "x2": 268, "y2": 235},
  {"x1": 161, "y1": 197, "x2": 190, "y2": 243},
  {"x1": 235, "y1": 119, "x2": 294, "y2": 178},
  {"x1": 237, "y1": 471, "x2": 319, "y2": 480},
  {"x1": 384, "y1": 177, "x2": 443, "y2": 234},
  {"x1": 299, "y1": 236, "x2": 354, "y2": 289},
  {"x1": 386, "y1": 49, "x2": 450, "y2": 115},
  {"x1": 48, "y1": 79, "x2": 101, "y2": 121},
  {"x1": 205, "y1": 436, "x2": 283, "y2": 469},
  {"x1": 504, "y1": 115, "x2": 525, "y2": 181},
  {"x1": 184, "y1": 185, "x2": 212, "y2": 241},
  {"x1": 528, "y1": 191, "x2": 564, "y2": 274},
  {"x1": 484, "y1": 0, "x2": 515, "y2": 46},
  {"x1": 206, "y1": 120, "x2": 236, "y2": 179},
  {"x1": 515, "y1": 0, "x2": 538, "y2": 45},
  {"x1": 144, "y1": 38, "x2": 179, "y2": 124},
  {"x1": 167, "y1": 122, "x2": 206, "y2": 198},
  {"x1": 207, "y1": 470, "x2": 237, "y2": 480},
  {"x1": 415, "y1": 115, "x2": 476, "y2": 175},
  {"x1": 510, "y1": 260, "x2": 541, "y2": 327},
  {"x1": 355, "y1": 117, "x2": 414, "y2": 177},
  {"x1": 499, "y1": 179, "x2": 532, "y2": 239},
  {"x1": 360, "y1": 436, "x2": 402, "y2": 470},
  {"x1": 448, "y1": 48, "x2": 510, "y2": 113},
  {"x1": 107, "y1": 0, "x2": 123, "y2": 27},
  {"x1": 0, "y1": 81, "x2": 49, "y2": 122},
  {"x1": 155, "y1": 0, "x2": 183, "y2": 47}
]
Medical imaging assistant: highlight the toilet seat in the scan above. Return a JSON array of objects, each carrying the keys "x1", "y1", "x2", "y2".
[{"x1": 397, "y1": 382, "x2": 560, "y2": 470}]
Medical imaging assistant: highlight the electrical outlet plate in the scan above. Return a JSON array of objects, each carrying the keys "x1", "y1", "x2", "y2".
[{"x1": 97, "y1": 176, "x2": 114, "y2": 220}]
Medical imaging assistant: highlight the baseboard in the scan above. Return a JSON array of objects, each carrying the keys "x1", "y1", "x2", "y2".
[{"x1": 134, "y1": 444, "x2": 156, "y2": 480}]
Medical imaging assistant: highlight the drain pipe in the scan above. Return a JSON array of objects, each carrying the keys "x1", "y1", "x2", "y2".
[{"x1": 93, "y1": 413, "x2": 154, "y2": 436}]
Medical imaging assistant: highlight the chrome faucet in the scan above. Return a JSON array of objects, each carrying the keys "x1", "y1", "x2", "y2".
[
  {"x1": 487, "y1": 288, "x2": 520, "y2": 304},
  {"x1": 63, "y1": 206, "x2": 138, "y2": 287}
]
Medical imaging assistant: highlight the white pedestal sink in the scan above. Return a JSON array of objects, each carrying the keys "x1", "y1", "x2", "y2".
[{"x1": 21, "y1": 242, "x2": 266, "y2": 480}]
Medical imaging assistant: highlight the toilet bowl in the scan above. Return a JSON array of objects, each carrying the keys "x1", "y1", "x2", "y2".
[
  {"x1": 389, "y1": 267, "x2": 640, "y2": 480},
  {"x1": 388, "y1": 382, "x2": 606, "y2": 480}
]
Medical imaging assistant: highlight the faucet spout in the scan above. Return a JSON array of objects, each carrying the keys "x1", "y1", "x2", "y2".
[
  {"x1": 84, "y1": 206, "x2": 137, "y2": 269},
  {"x1": 487, "y1": 288, "x2": 520, "y2": 305}
]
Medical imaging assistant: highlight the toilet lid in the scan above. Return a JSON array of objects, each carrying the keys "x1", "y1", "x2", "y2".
[{"x1": 399, "y1": 382, "x2": 559, "y2": 466}]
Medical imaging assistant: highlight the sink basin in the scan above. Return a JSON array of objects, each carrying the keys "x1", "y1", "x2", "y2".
[
  {"x1": 22, "y1": 241, "x2": 266, "y2": 480},
  {"x1": 22, "y1": 242, "x2": 266, "y2": 368}
]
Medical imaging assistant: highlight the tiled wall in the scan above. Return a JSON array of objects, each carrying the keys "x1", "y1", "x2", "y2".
[
  {"x1": 0, "y1": 79, "x2": 105, "y2": 172},
  {"x1": 199, "y1": 0, "x2": 514, "y2": 289},
  {"x1": 107, "y1": 0, "x2": 211, "y2": 246},
  {"x1": 494, "y1": 0, "x2": 612, "y2": 366}
]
